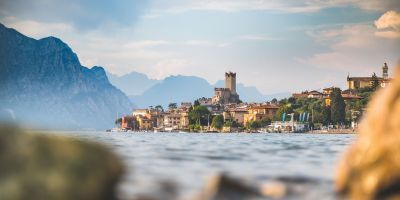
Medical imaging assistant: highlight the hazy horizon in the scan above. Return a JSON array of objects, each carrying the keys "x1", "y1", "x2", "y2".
[{"x1": 1, "y1": 0, "x2": 399, "y2": 94}]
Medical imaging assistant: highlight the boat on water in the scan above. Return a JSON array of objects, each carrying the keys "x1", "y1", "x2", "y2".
[{"x1": 110, "y1": 128, "x2": 121, "y2": 132}]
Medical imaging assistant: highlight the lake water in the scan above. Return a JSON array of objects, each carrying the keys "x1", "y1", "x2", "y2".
[{"x1": 58, "y1": 132, "x2": 355, "y2": 200}]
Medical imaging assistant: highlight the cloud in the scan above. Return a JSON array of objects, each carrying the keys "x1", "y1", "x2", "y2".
[
  {"x1": 184, "y1": 40, "x2": 213, "y2": 46},
  {"x1": 302, "y1": 23, "x2": 400, "y2": 73},
  {"x1": 0, "y1": 0, "x2": 150, "y2": 30},
  {"x1": 149, "y1": 0, "x2": 400, "y2": 14},
  {"x1": 123, "y1": 40, "x2": 171, "y2": 49},
  {"x1": 154, "y1": 59, "x2": 191, "y2": 79},
  {"x1": 374, "y1": 10, "x2": 400, "y2": 39},
  {"x1": 184, "y1": 40, "x2": 230, "y2": 48},
  {"x1": 239, "y1": 35, "x2": 283, "y2": 41},
  {"x1": 1, "y1": 17, "x2": 73, "y2": 38},
  {"x1": 375, "y1": 11, "x2": 400, "y2": 30},
  {"x1": 375, "y1": 31, "x2": 400, "y2": 39},
  {"x1": 354, "y1": 0, "x2": 400, "y2": 12}
]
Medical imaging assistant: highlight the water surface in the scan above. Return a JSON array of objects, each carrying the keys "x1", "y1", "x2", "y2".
[{"x1": 56, "y1": 132, "x2": 355, "y2": 199}]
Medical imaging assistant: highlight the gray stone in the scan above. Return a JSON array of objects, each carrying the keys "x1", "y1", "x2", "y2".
[{"x1": 0, "y1": 125, "x2": 124, "y2": 200}]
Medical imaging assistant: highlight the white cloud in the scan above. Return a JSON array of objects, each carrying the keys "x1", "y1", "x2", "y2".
[
  {"x1": 154, "y1": 58, "x2": 191, "y2": 79},
  {"x1": 150, "y1": 0, "x2": 400, "y2": 14},
  {"x1": 183, "y1": 40, "x2": 230, "y2": 48},
  {"x1": 302, "y1": 23, "x2": 400, "y2": 73},
  {"x1": 375, "y1": 31, "x2": 400, "y2": 39},
  {"x1": 374, "y1": 10, "x2": 400, "y2": 39},
  {"x1": 1, "y1": 17, "x2": 73, "y2": 38},
  {"x1": 184, "y1": 40, "x2": 213, "y2": 46},
  {"x1": 239, "y1": 35, "x2": 283, "y2": 41},
  {"x1": 123, "y1": 40, "x2": 171, "y2": 48},
  {"x1": 375, "y1": 11, "x2": 400, "y2": 30}
]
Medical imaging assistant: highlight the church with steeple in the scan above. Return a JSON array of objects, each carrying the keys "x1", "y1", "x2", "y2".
[{"x1": 347, "y1": 62, "x2": 392, "y2": 90}]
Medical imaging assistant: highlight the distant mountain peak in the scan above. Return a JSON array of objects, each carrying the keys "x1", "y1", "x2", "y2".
[{"x1": 106, "y1": 70, "x2": 160, "y2": 96}]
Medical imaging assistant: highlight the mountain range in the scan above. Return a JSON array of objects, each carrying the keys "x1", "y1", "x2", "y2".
[
  {"x1": 0, "y1": 23, "x2": 132, "y2": 129},
  {"x1": 107, "y1": 72, "x2": 290, "y2": 108},
  {"x1": 106, "y1": 71, "x2": 160, "y2": 96}
]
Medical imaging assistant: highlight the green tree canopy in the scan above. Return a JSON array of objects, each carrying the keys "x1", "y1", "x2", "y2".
[
  {"x1": 155, "y1": 105, "x2": 164, "y2": 112},
  {"x1": 211, "y1": 115, "x2": 224, "y2": 130},
  {"x1": 322, "y1": 105, "x2": 331, "y2": 125},
  {"x1": 247, "y1": 120, "x2": 261, "y2": 131},
  {"x1": 330, "y1": 88, "x2": 345, "y2": 124},
  {"x1": 189, "y1": 105, "x2": 210, "y2": 126},
  {"x1": 193, "y1": 100, "x2": 200, "y2": 107},
  {"x1": 371, "y1": 73, "x2": 380, "y2": 91},
  {"x1": 115, "y1": 118, "x2": 122, "y2": 125},
  {"x1": 274, "y1": 104, "x2": 293, "y2": 121},
  {"x1": 260, "y1": 117, "x2": 272, "y2": 127},
  {"x1": 224, "y1": 120, "x2": 241, "y2": 128},
  {"x1": 168, "y1": 103, "x2": 177, "y2": 110}
]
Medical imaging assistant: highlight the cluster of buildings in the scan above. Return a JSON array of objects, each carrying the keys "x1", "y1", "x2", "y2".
[
  {"x1": 292, "y1": 87, "x2": 363, "y2": 106},
  {"x1": 292, "y1": 62, "x2": 392, "y2": 106},
  {"x1": 120, "y1": 103, "x2": 192, "y2": 131},
  {"x1": 118, "y1": 62, "x2": 392, "y2": 132},
  {"x1": 120, "y1": 72, "x2": 279, "y2": 131}
]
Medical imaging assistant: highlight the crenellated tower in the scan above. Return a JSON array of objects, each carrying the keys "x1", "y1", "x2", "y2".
[{"x1": 225, "y1": 72, "x2": 236, "y2": 94}]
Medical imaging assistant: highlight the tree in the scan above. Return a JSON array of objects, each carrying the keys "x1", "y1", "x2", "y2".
[
  {"x1": 224, "y1": 120, "x2": 241, "y2": 128},
  {"x1": 168, "y1": 103, "x2": 177, "y2": 110},
  {"x1": 189, "y1": 124, "x2": 201, "y2": 132},
  {"x1": 115, "y1": 118, "x2": 122, "y2": 127},
  {"x1": 247, "y1": 120, "x2": 261, "y2": 131},
  {"x1": 322, "y1": 105, "x2": 331, "y2": 125},
  {"x1": 189, "y1": 105, "x2": 210, "y2": 126},
  {"x1": 271, "y1": 98, "x2": 278, "y2": 104},
  {"x1": 155, "y1": 105, "x2": 164, "y2": 112},
  {"x1": 330, "y1": 88, "x2": 345, "y2": 125},
  {"x1": 260, "y1": 117, "x2": 271, "y2": 127},
  {"x1": 371, "y1": 73, "x2": 380, "y2": 91},
  {"x1": 193, "y1": 100, "x2": 200, "y2": 107},
  {"x1": 211, "y1": 115, "x2": 224, "y2": 130},
  {"x1": 288, "y1": 97, "x2": 296, "y2": 104},
  {"x1": 274, "y1": 104, "x2": 293, "y2": 121}
]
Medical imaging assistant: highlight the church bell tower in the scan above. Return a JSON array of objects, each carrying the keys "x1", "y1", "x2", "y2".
[{"x1": 382, "y1": 62, "x2": 389, "y2": 79}]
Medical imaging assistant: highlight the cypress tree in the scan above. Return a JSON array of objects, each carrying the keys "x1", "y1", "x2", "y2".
[
  {"x1": 330, "y1": 88, "x2": 345, "y2": 125},
  {"x1": 371, "y1": 73, "x2": 380, "y2": 91}
]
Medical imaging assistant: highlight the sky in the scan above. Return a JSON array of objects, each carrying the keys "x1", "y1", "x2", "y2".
[{"x1": 1, "y1": 0, "x2": 399, "y2": 94}]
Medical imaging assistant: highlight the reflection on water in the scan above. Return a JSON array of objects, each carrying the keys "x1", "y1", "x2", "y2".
[{"x1": 55, "y1": 132, "x2": 354, "y2": 199}]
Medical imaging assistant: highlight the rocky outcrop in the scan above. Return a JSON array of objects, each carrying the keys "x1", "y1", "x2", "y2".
[
  {"x1": 0, "y1": 23, "x2": 132, "y2": 129},
  {"x1": 0, "y1": 125, "x2": 124, "y2": 200},
  {"x1": 336, "y1": 63, "x2": 400, "y2": 199}
]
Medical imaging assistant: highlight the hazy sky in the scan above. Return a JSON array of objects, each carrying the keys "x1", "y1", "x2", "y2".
[{"x1": 1, "y1": 0, "x2": 399, "y2": 94}]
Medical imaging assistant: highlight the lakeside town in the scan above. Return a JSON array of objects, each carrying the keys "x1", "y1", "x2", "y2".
[{"x1": 113, "y1": 62, "x2": 392, "y2": 133}]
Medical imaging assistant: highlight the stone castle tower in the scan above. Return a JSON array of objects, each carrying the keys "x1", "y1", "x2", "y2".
[
  {"x1": 382, "y1": 62, "x2": 389, "y2": 79},
  {"x1": 212, "y1": 72, "x2": 240, "y2": 105},
  {"x1": 225, "y1": 72, "x2": 236, "y2": 94}
]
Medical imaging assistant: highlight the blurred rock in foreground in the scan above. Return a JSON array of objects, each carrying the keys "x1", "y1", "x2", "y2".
[
  {"x1": 0, "y1": 125, "x2": 124, "y2": 200},
  {"x1": 194, "y1": 174, "x2": 262, "y2": 200},
  {"x1": 194, "y1": 174, "x2": 331, "y2": 200},
  {"x1": 336, "y1": 63, "x2": 400, "y2": 199}
]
